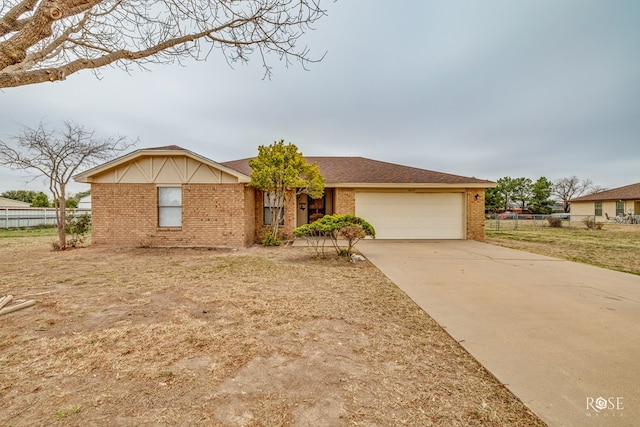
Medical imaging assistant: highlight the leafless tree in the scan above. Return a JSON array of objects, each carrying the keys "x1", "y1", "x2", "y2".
[
  {"x1": 589, "y1": 185, "x2": 607, "y2": 195},
  {"x1": 0, "y1": 121, "x2": 136, "y2": 248},
  {"x1": 0, "y1": 0, "x2": 327, "y2": 88},
  {"x1": 552, "y1": 176, "x2": 596, "y2": 213}
]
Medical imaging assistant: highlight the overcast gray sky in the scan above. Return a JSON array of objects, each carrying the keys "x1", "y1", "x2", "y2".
[{"x1": 1, "y1": 0, "x2": 639, "y2": 197}]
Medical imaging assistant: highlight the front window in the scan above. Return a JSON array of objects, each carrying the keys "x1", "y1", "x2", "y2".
[
  {"x1": 263, "y1": 192, "x2": 284, "y2": 225},
  {"x1": 594, "y1": 202, "x2": 602, "y2": 216},
  {"x1": 616, "y1": 201, "x2": 625, "y2": 216},
  {"x1": 158, "y1": 187, "x2": 182, "y2": 227}
]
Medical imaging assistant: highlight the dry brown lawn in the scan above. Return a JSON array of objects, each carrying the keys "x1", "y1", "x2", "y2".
[
  {"x1": 486, "y1": 223, "x2": 640, "y2": 275},
  {"x1": 0, "y1": 235, "x2": 545, "y2": 426}
]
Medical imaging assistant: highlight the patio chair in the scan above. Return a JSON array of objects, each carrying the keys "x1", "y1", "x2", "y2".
[
  {"x1": 622, "y1": 213, "x2": 635, "y2": 224},
  {"x1": 605, "y1": 213, "x2": 616, "y2": 223}
]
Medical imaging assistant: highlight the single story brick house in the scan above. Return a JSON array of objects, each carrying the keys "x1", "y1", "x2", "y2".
[
  {"x1": 570, "y1": 182, "x2": 640, "y2": 221},
  {"x1": 73, "y1": 145, "x2": 495, "y2": 247}
]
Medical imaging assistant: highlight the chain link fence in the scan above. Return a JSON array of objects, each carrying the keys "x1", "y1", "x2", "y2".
[{"x1": 486, "y1": 213, "x2": 640, "y2": 231}]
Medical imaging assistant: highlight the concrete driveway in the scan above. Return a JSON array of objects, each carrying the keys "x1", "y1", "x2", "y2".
[{"x1": 357, "y1": 240, "x2": 640, "y2": 427}]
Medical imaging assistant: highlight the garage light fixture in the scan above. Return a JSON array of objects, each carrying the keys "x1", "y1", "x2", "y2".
[{"x1": 474, "y1": 193, "x2": 480, "y2": 200}]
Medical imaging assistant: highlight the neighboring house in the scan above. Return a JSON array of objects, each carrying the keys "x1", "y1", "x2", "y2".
[
  {"x1": 570, "y1": 182, "x2": 640, "y2": 220},
  {"x1": 73, "y1": 146, "x2": 495, "y2": 247},
  {"x1": 77, "y1": 195, "x2": 92, "y2": 210},
  {"x1": 0, "y1": 197, "x2": 31, "y2": 208}
]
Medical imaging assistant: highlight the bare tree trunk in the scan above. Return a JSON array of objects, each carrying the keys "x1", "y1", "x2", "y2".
[
  {"x1": 57, "y1": 184, "x2": 67, "y2": 249},
  {"x1": 270, "y1": 205, "x2": 283, "y2": 239}
]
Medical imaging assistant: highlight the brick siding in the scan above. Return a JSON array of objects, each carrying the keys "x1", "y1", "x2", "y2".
[
  {"x1": 91, "y1": 183, "x2": 253, "y2": 247},
  {"x1": 92, "y1": 183, "x2": 486, "y2": 246},
  {"x1": 333, "y1": 188, "x2": 356, "y2": 215},
  {"x1": 243, "y1": 186, "x2": 256, "y2": 246},
  {"x1": 466, "y1": 189, "x2": 486, "y2": 241}
]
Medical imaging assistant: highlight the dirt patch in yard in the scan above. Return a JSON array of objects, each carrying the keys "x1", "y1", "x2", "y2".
[{"x1": 0, "y1": 237, "x2": 545, "y2": 426}]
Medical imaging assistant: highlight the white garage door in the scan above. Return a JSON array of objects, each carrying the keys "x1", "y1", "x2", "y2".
[{"x1": 355, "y1": 192, "x2": 465, "y2": 239}]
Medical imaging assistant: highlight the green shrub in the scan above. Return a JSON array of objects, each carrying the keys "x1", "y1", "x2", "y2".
[
  {"x1": 262, "y1": 233, "x2": 282, "y2": 246},
  {"x1": 293, "y1": 214, "x2": 375, "y2": 259},
  {"x1": 65, "y1": 213, "x2": 91, "y2": 247}
]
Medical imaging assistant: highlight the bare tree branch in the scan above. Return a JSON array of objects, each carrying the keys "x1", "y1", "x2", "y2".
[
  {"x1": 0, "y1": 0, "x2": 328, "y2": 87},
  {"x1": 0, "y1": 0, "x2": 39, "y2": 37}
]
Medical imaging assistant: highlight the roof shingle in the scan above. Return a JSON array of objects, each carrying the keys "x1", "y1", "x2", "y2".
[
  {"x1": 571, "y1": 182, "x2": 640, "y2": 202},
  {"x1": 222, "y1": 156, "x2": 492, "y2": 185}
]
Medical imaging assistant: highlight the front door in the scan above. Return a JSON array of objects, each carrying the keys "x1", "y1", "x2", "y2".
[{"x1": 308, "y1": 197, "x2": 325, "y2": 223}]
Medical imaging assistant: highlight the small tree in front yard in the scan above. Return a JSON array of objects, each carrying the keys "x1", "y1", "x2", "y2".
[
  {"x1": 324, "y1": 214, "x2": 375, "y2": 258},
  {"x1": 293, "y1": 222, "x2": 332, "y2": 257},
  {"x1": 249, "y1": 140, "x2": 325, "y2": 245},
  {"x1": 339, "y1": 224, "x2": 368, "y2": 258},
  {"x1": 0, "y1": 121, "x2": 135, "y2": 249},
  {"x1": 294, "y1": 214, "x2": 375, "y2": 259}
]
